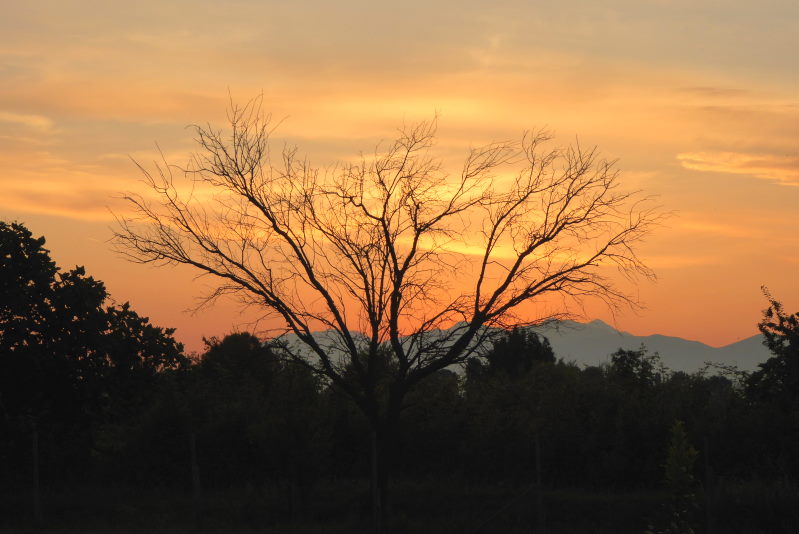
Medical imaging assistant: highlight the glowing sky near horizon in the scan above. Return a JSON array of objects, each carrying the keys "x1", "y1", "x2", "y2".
[{"x1": 2, "y1": 1, "x2": 798, "y2": 353}]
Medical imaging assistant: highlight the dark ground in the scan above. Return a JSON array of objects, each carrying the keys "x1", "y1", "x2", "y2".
[{"x1": 2, "y1": 477, "x2": 798, "y2": 534}]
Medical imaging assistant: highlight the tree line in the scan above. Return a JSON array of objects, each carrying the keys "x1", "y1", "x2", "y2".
[{"x1": 2, "y1": 220, "x2": 798, "y2": 532}]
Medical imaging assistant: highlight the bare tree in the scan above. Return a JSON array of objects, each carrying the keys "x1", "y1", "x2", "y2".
[{"x1": 113, "y1": 97, "x2": 659, "y2": 528}]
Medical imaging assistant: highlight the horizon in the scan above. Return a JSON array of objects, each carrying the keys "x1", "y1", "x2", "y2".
[
  {"x1": 2, "y1": 2, "x2": 798, "y2": 354},
  {"x1": 271, "y1": 317, "x2": 765, "y2": 350}
]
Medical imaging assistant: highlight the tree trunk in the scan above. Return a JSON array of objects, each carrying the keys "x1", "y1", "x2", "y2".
[
  {"x1": 534, "y1": 433, "x2": 545, "y2": 534},
  {"x1": 32, "y1": 427, "x2": 42, "y2": 525},
  {"x1": 704, "y1": 437, "x2": 714, "y2": 534},
  {"x1": 370, "y1": 405, "x2": 400, "y2": 534},
  {"x1": 377, "y1": 430, "x2": 390, "y2": 524},
  {"x1": 190, "y1": 431, "x2": 202, "y2": 522},
  {"x1": 371, "y1": 429, "x2": 382, "y2": 534}
]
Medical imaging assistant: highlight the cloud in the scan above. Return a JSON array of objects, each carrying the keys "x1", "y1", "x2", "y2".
[
  {"x1": 642, "y1": 254, "x2": 720, "y2": 269},
  {"x1": 0, "y1": 111, "x2": 53, "y2": 132},
  {"x1": 677, "y1": 86, "x2": 751, "y2": 99},
  {"x1": 676, "y1": 151, "x2": 799, "y2": 186},
  {"x1": 0, "y1": 183, "x2": 124, "y2": 221},
  {"x1": 677, "y1": 219, "x2": 756, "y2": 239}
]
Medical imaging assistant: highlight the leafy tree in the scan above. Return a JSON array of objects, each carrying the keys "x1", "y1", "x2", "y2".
[
  {"x1": 1, "y1": 221, "x2": 77, "y2": 425},
  {"x1": 747, "y1": 287, "x2": 799, "y2": 408},
  {"x1": 467, "y1": 327, "x2": 555, "y2": 381},
  {"x1": 592, "y1": 347, "x2": 670, "y2": 485},
  {"x1": 399, "y1": 369, "x2": 463, "y2": 477},
  {"x1": 646, "y1": 420, "x2": 699, "y2": 534},
  {"x1": 664, "y1": 420, "x2": 698, "y2": 495},
  {"x1": 0, "y1": 220, "x2": 186, "y2": 484},
  {"x1": 610, "y1": 345, "x2": 666, "y2": 390},
  {"x1": 743, "y1": 288, "x2": 799, "y2": 479},
  {"x1": 113, "y1": 97, "x2": 660, "y2": 527},
  {"x1": 192, "y1": 333, "x2": 323, "y2": 498},
  {"x1": 200, "y1": 332, "x2": 279, "y2": 389},
  {"x1": 463, "y1": 328, "x2": 590, "y2": 486}
]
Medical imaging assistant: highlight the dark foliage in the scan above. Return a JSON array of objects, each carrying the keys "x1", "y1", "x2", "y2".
[
  {"x1": 3, "y1": 226, "x2": 799, "y2": 531},
  {"x1": 747, "y1": 287, "x2": 799, "y2": 407},
  {"x1": 743, "y1": 288, "x2": 799, "y2": 480},
  {"x1": 0, "y1": 221, "x2": 186, "y2": 486}
]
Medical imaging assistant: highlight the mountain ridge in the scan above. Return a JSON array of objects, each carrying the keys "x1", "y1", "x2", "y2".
[
  {"x1": 530, "y1": 319, "x2": 769, "y2": 372},
  {"x1": 271, "y1": 320, "x2": 771, "y2": 373}
]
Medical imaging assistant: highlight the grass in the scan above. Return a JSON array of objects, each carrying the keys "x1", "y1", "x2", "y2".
[{"x1": 2, "y1": 477, "x2": 797, "y2": 533}]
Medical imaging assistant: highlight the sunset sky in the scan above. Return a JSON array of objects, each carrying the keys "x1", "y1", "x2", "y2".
[{"x1": 2, "y1": 1, "x2": 798, "y2": 353}]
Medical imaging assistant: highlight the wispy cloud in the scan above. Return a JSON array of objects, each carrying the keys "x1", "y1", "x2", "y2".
[
  {"x1": 677, "y1": 86, "x2": 751, "y2": 99},
  {"x1": 676, "y1": 151, "x2": 799, "y2": 186},
  {"x1": 0, "y1": 111, "x2": 53, "y2": 132},
  {"x1": 677, "y1": 219, "x2": 756, "y2": 239},
  {"x1": 642, "y1": 254, "x2": 720, "y2": 269},
  {"x1": 0, "y1": 183, "x2": 124, "y2": 221}
]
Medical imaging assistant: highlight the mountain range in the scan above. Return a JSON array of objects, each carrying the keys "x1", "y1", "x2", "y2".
[
  {"x1": 530, "y1": 319, "x2": 769, "y2": 373},
  {"x1": 274, "y1": 319, "x2": 771, "y2": 374}
]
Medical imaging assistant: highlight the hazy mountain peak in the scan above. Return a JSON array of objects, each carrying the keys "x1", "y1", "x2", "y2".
[
  {"x1": 270, "y1": 319, "x2": 772, "y2": 374},
  {"x1": 531, "y1": 320, "x2": 770, "y2": 372}
]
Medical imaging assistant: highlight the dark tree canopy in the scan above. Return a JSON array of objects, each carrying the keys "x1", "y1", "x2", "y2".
[
  {"x1": 747, "y1": 287, "x2": 799, "y2": 407},
  {"x1": 0, "y1": 221, "x2": 187, "y2": 427},
  {"x1": 466, "y1": 327, "x2": 555, "y2": 380},
  {"x1": 200, "y1": 331, "x2": 278, "y2": 385},
  {"x1": 0, "y1": 221, "x2": 59, "y2": 358},
  {"x1": 610, "y1": 346, "x2": 665, "y2": 390}
]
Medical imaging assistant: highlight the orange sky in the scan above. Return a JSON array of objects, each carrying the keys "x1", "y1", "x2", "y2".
[{"x1": 2, "y1": 1, "x2": 798, "y2": 353}]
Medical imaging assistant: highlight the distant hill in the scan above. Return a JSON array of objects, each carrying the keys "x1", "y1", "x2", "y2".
[
  {"x1": 272, "y1": 319, "x2": 771, "y2": 374},
  {"x1": 531, "y1": 319, "x2": 769, "y2": 372}
]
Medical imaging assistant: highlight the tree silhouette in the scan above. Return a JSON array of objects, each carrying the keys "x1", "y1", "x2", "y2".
[
  {"x1": 610, "y1": 345, "x2": 666, "y2": 390},
  {"x1": 742, "y1": 288, "x2": 799, "y2": 480},
  {"x1": 113, "y1": 97, "x2": 660, "y2": 528},
  {"x1": 467, "y1": 327, "x2": 555, "y2": 381},
  {"x1": 0, "y1": 220, "x2": 186, "y2": 511},
  {"x1": 747, "y1": 287, "x2": 799, "y2": 408}
]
